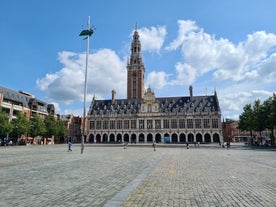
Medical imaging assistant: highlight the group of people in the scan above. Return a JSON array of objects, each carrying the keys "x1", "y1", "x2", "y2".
[
  {"x1": 122, "y1": 141, "x2": 157, "y2": 151},
  {"x1": 186, "y1": 142, "x2": 200, "y2": 149}
]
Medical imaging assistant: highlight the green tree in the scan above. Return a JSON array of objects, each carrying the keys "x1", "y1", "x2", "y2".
[
  {"x1": 263, "y1": 94, "x2": 276, "y2": 145},
  {"x1": 55, "y1": 120, "x2": 67, "y2": 143},
  {"x1": 252, "y1": 99, "x2": 266, "y2": 137},
  {"x1": 29, "y1": 114, "x2": 47, "y2": 138},
  {"x1": 238, "y1": 104, "x2": 254, "y2": 139},
  {"x1": 11, "y1": 111, "x2": 30, "y2": 139},
  {"x1": 271, "y1": 93, "x2": 276, "y2": 145},
  {"x1": 0, "y1": 107, "x2": 13, "y2": 138},
  {"x1": 44, "y1": 114, "x2": 57, "y2": 138}
]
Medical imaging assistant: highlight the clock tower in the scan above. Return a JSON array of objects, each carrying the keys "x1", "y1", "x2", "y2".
[{"x1": 127, "y1": 25, "x2": 145, "y2": 99}]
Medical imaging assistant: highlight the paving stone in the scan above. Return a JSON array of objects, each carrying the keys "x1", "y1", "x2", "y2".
[{"x1": 0, "y1": 144, "x2": 275, "y2": 207}]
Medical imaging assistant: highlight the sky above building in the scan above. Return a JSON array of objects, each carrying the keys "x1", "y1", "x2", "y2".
[{"x1": 1, "y1": 0, "x2": 276, "y2": 119}]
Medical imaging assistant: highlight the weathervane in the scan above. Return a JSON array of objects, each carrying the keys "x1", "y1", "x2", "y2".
[{"x1": 79, "y1": 16, "x2": 95, "y2": 154}]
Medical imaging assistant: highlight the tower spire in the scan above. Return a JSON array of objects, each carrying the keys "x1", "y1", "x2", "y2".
[{"x1": 127, "y1": 25, "x2": 145, "y2": 99}]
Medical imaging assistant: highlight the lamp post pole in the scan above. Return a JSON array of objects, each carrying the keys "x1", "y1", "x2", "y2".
[{"x1": 79, "y1": 16, "x2": 94, "y2": 154}]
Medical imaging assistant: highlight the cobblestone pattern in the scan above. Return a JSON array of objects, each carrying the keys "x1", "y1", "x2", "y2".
[
  {"x1": 121, "y1": 147, "x2": 276, "y2": 207},
  {"x1": 0, "y1": 144, "x2": 275, "y2": 207},
  {"x1": 0, "y1": 145, "x2": 161, "y2": 207}
]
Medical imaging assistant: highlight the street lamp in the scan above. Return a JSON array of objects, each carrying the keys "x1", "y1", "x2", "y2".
[{"x1": 79, "y1": 16, "x2": 95, "y2": 154}]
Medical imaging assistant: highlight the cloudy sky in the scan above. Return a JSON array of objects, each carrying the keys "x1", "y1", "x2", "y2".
[{"x1": 1, "y1": 0, "x2": 275, "y2": 119}]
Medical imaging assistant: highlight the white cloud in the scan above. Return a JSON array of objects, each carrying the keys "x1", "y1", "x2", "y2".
[
  {"x1": 137, "y1": 26, "x2": 167, "y2": 53},
  {"x1": 165, "y1": 20, "x2": 276, "y2": 85},
  {"x1": 50, "y1": 102, "x2": 61, "y2": 114},
  {"x1": 256, "y1": 53, "x2": 276, "y2": 82},
  {"x1": 217, "y1": 82, "x2": 276, "y2": 120},
  {"x1": 166, "y1": 20, "x2": 199, "y2": 51},
  {"x1": 171, "y1": 62, "x2": 196, "y2": 85},
  {"x1": 36, "y1": 73, "x2": 59, "y2": 91},
  {"x1": 242, "y1": 31, "x2": 276, "y2": 65},
  {"x1": 146, "y1": 71, "x2": 169, "y2": 89},
  {"x1": 37, "y1": 49, "x2": 126, "y2": 105}
]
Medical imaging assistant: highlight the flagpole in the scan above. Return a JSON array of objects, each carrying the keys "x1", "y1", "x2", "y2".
[{"x1": 80, "y1": 16, "x2": 93, "y2": 154}]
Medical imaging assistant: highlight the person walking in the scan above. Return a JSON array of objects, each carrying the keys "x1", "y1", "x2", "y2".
[
  {"x1": 186, "y1": 142, "x2": 189, "y2": 149},
  {"x1": 68, "y1": 141, "x2": 72, "y2": 152},
  {"x1": 152, "y1": 141, "x2": 156, "y2": 151},
  {"x1": 123, "y1": 142, "x2": 128, "y2": 149}
]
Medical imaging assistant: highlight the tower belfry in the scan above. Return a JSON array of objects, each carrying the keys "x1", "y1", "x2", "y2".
[{"x1": 127, "y1": 25, "x2": 145, "y2": 99}]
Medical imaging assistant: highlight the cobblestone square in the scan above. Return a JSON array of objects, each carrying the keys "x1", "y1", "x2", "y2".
[{"x1": 0, "y1": 144, "x2": 275, "y2": 207}]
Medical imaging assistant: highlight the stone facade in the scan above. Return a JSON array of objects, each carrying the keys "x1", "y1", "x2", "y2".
[{"x1": 86, "y1": 28, "x2": 222, "y2": 144}]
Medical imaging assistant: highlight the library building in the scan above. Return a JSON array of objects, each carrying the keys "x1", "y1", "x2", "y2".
[{"x1": 86, "y1": 28, "x2": 223, "y2": 144}]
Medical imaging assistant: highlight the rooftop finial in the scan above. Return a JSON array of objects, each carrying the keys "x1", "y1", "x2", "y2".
[{"x1": 135, "y1": 22, "x2": 138, "y2": 30}]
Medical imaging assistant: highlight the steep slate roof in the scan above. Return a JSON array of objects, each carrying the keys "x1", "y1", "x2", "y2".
[
  {"x1": 0, "y1": 85, "x2": 30, "y2": 107},
  {"x1": 88, "y1": 94, "x2": 220, "y2": 116},
  {"x1": 0, "y1": 85, "x2": 48, "y2": 112}
]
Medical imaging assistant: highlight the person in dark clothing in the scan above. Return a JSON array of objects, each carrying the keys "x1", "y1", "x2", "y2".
[{"x1": 68, "y1": 142, "x2": 72, "y2": 152}]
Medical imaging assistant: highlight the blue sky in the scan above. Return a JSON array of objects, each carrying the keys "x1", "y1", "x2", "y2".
[{"x1": 1, "y1": 0, "x2": 276, "y2": 119}]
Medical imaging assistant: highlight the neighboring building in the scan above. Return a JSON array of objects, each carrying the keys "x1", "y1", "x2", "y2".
[
  {"x1": 59, "y1": 114, "x2": 82, "y2": 143},
  {"x1": 222, "y1": 119, "x2": 239, "y2": 142},
  {"x1": 0, "y1": 85, "x2": 55, "y2": 121},
  {"x1": 86, "y1": 27, "x2": 223, "y2": 144},
  {"x1": 222, "y1": 119, "x2": 262, "y2": 143}
]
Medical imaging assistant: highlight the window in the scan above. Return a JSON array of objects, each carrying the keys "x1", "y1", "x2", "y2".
[
  {"x1": 110, "y1": 120, "x2": 115, "y2": 129},
  {"x1": 203, "y1": 119, "x2": 210, "y2": 128},
  {"x1": 187, "y1": 119, "x2": 193, "y2": 128},
  {"x1": 96, "y1": 121, "x2": 101, "y2": 129},
  {"x1": 171, "y1": 119, "x2": 177, "y2": 129},
  {"x1": 117, "y1": 120, "x2": 122, "y2": 129},
  {"x1": 195, "y1": 119, "x2": 201, "y2": 128},
  {"x1": 155, "y1": 120, "x2": 161, "y2": 129},
  {"x1": 212, "y1": 119, "x2": 219, "y2": 128},
  {"x1": 103, "y1": 120, "x2": 109, "y2": 129},
  {"x1": 124, "y1": 120, "x2": 129, "y2": 129},
  {"x1": 147, "y1": 120, "x2": 153, "y2": 129},
  {"x1": 139, "y1": 120, "x2": 144, "y2": 129},
  {"x1": 163, "y1": 119, "x2": 169, "y2": 129},
  {"x1": 90, "y1": 121, "x2": 95, "y2": 130},
  {"x1": 131, "y1": 120, "x2": 136, "y2": 129},
  {"x1": 179, "y1": 119, "x2": 185, "y2": 128}
]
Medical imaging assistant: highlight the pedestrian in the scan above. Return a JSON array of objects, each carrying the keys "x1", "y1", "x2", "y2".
[
  {"x1": 152, "y1": 141, "x2": 156, "y2": 151},
  {"x1": 226, "y1": 142, "x2": 230, "y2": 149},
  {"x1": 186, "y1": 142, "x2": 189, "y2": 149},
  {"x1": 197, "y1": 141, "x2": 200, "y2": 148},
  {"x1": 68, "y1": 141, "x2": 72, "y2": 152},
  {"x1": 123, "y1": 142, "x2": 128, "y2": 149}
]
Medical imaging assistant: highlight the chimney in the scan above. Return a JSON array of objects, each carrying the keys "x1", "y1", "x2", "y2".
[
  {"x1": 112, "y1": 90, "x2": 116, "y2": 104},
  {"x1": 189, "y1": 85, "x2": 193, "y2": 98}
]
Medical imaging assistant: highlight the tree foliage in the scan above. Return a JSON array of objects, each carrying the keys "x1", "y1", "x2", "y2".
[
  {"x1": 238, "y1": 93, "x2": 276, "y2": 144},
  {"x1": 0, "y1": 107, "x2": 13, "y2": 137},
  {"x1": 55, "y1": 120, "x2": 68, "y2": 143},
  {"x1": 44, "y1": 114, "x2": 58, "y2": 138},
  {"x1": 238, "y1": 104, "x2": 254, "y2": 137},
  {"x1": 30, "y1": 114, "x2": 47, "y2": 137},
  {"x1": 0, "y1": 107, "x2": 68, "y2": 144},
  {"x1": 11, "y1": 111, "x2": 30, "y2": 138}
]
